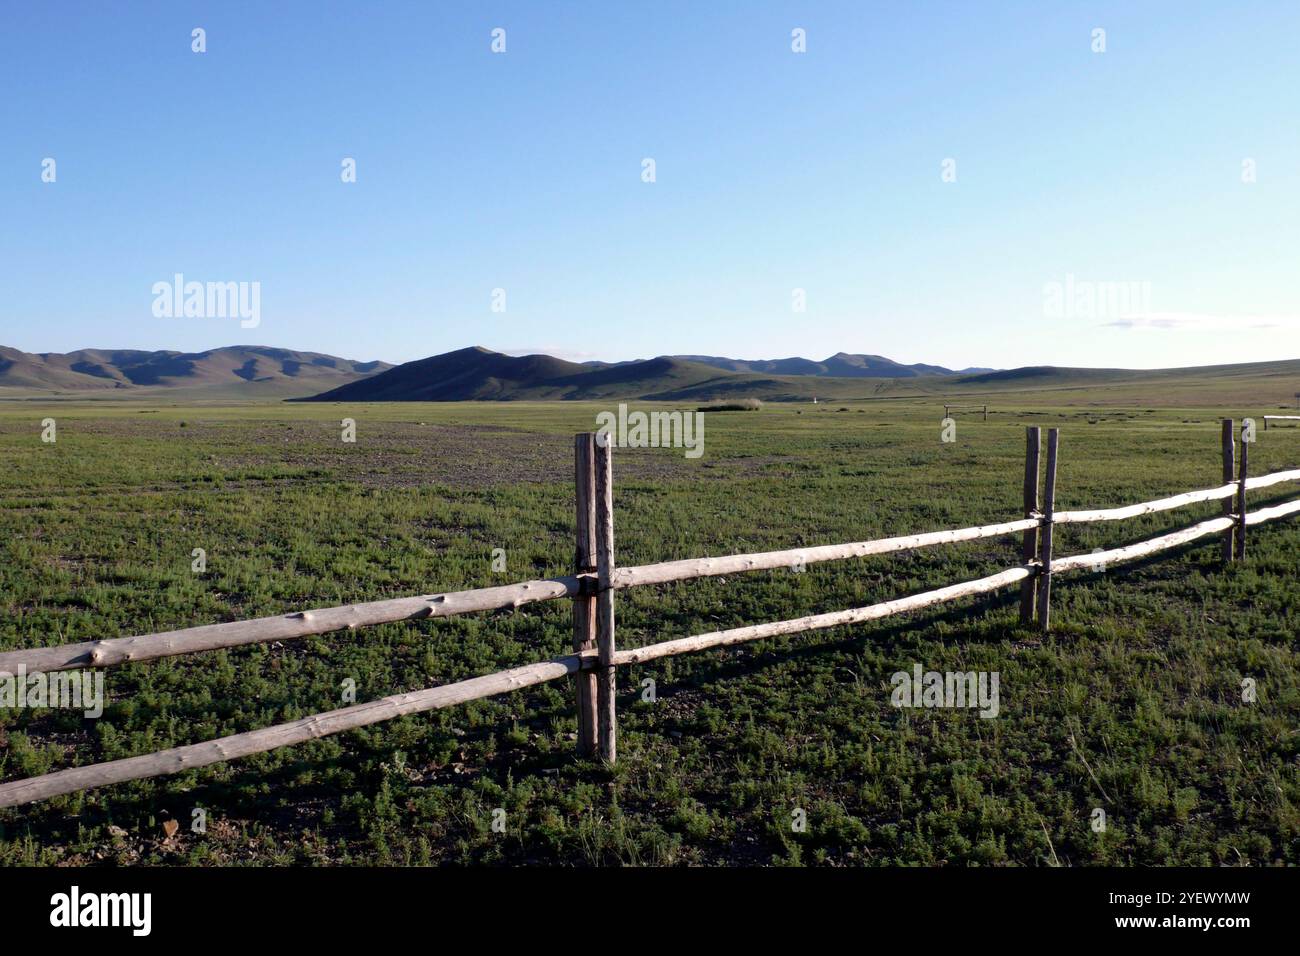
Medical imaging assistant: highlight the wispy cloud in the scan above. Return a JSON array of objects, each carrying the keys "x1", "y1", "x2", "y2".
[
  {"x1": 501, "y1": 345, "x2": 603, "y2": 362},
  {"x1": 1102, "y1": 312, "x2": 1300, "y2": 331}
]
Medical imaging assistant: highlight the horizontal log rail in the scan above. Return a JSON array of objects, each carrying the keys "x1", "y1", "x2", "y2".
[
  {"x1": 1053, "y1": 482, "x2": 1237, "y2": 524},
  {"x1": 613, "y1": 567, "x2": 1033, "y2": 666},
  {"x1": 1244, "y1": 497, "x2": 1300, "y2": 525},
  {"x1": 0, "y1": 653, "x2": 594, "y2": 809},
  {"x1": 1244, "y1": 468, "x2": 1300, "y2": 491},
  {"x1": 0, "y1": 577, "x2": 585, "y2": 675},
  {"x1": 1051, "y1": 515, "x2": 1234, "y2": 572},
  {"x1": 1, "y1": 426, "x2": 1298, "y2": 808},
  {"x1": 609, "y1": 518, "x2": 1040, "y2": 589}
]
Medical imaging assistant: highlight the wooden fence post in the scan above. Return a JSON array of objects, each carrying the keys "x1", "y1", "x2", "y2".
[
  {"x1": 983, "y1": 405, "x2": 988, "y2": 422},
  {"x1": 1019, "y1": 426, "x2": 1041, "y2": 624},
  {"x1": 1235, "y1": 423, "x2": 1249, "y2": 560},
  {"x1": 1036, "y1": 429, "x2": 1060, "y2": 633},
  {"x1": 594, "y1": 435, "x2": 617, "y2": 764},
  {"x1": 1221, "y1": 420, "x2": 1236, "y2": 563},
  {"x1": 572, "y1": 434, "x2": 598, "y2": 757}
]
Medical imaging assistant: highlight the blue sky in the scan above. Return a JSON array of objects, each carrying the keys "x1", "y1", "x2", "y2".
[{"x1": 2, "y1": 1, "x2": 1297, "y2": 369}]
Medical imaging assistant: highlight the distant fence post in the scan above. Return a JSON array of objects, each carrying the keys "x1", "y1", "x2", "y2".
[
  {"x1": 1235, "y1": 423, "x2": 1249, "y2": 560},
  {"x1": 572, "y1": 434, "x2": 598, "y2": 757},
  {"x1": 982, "y1": 405, "x2": 988, "y2": 422},
  {"x1": 1036, "y1": 429, "x2": 1060, "y2": 633},
  {"x1": 1221, "y1": 420, "x2": 1236, "y2": 562},
  {"x1": 1019, "y1": 426, "x2": 1041, "y2": 624},
  {"x1": 594, "y1": 435, "x2": 617, "y2": 764}
]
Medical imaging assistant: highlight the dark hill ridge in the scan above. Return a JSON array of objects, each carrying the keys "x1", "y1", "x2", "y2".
[
  {"x1": 0, "y1": 345, "x2": 391, "y2": 397},
  {"x1": 294, "y1": 348, "x2": 756, "y2": 402},
  {"x1": 297, "y1": 346, "x2": 591, "y2": 402}
]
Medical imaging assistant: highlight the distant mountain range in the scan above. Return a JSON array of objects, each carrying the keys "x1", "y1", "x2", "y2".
[
  {"x1": 294, "y1": 346, "x2": 1000, "y2": 403},
  {"x1": 295, "y1": 347, "x2": 1300, "y2": 404},
  {"x1": 0, "y1": 346, "x2": 392, "y2": 398},
  {"x1": 5, "y1": 344, "x2": 1298, "y2": 405},
  {"x1": 0, "y1": 344, "x2": 993, "y2": 401}
]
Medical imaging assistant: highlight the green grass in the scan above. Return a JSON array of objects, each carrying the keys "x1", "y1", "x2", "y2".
[{"x1": 0, "y1": 396, "x2": 1297, "y2": 866}]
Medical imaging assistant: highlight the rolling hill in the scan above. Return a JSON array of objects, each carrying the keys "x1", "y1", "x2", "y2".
[
  {"x1": 293, "y1": 347, "x2": 771, "y2": 402},
  {"x1": 0, "y1": 346, "x2": 391, "y2": 398}
]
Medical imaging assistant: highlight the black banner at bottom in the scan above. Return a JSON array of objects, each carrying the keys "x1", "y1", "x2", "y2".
[{"x1": 0, "y1": 865, "x2": 1282, "y2": 942}]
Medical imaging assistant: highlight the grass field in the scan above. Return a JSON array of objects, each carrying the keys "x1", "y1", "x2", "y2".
[{"x1": 1, "y1": 395, "x2": 1298, "y2": 866}]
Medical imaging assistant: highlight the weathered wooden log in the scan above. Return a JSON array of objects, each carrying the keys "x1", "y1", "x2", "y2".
[
  {"x1": 0, "y1": 653, "x2": 592, "y2": 810},
  {"x1": 572, "y1": 434, "x2": 598, "y2": 757},
  {"x1": 0, "y1": 576, "x2": 584, "y2": 674},
  {"x1": 1236, "y1": 425, "x2": 1249, "y2": 560},
  {"x1": 1054, "y1": 482, "x2": 1237, "y2": 525},
  {"x1": 1037, "y1": 429, "x2": 1060, "y2": 633},
  {"x1": 1020, "y1": 426, "x2": 1041, "y2": 624},
  {"x1": 611, "y1": 518, "x2": 1039, "y2": 590},
  {"x1": 1244, "y1": 498, "x2": 1300, "y2": 525},
  {"x1": 1051, "y1": 516, "x2": 1235, "y2": 573},
  {"x1": 1222, "y1": 420, "x2": 1236, "y2": 562},
  {"x1": 614, "y1": 566, "x2": 1033, "y2": 667},
  {"x1": 1263, "y1": 416, "x2": 1300, "y2": 428},
  {"x1": 594, "y1": 437, "x2": 617, "y2": 765},
  {"x1": 1244, "y1": 468, "x2": 1300, "y2": 491}
]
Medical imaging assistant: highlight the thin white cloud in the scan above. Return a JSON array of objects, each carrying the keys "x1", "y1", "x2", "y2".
[
  {"x1": 1102, "y1": 312, "x2": 1300, "y2": 331},
  {"x1": 501, "y1": 345, "x2": 604, "y2": 362}
]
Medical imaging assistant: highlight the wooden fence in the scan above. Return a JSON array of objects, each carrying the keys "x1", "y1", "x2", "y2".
[
  {"x1": 944, "y1": 404, "x2": 988, "y2": 421},
  {"x1": 1, "y1": 421, "x2": 1298, "y2": 809}
]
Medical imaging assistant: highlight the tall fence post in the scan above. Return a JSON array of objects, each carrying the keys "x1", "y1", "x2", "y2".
[
  {"x1": 1019, "y1": 426, "x2": 1041, "y2": 624},
  {"x1": 594, "y1": 434, "x2": 617, "y2": 764},
  {"x1": 982, "y1": 405, "x2": 988, "y2": 422},
  {"x1": 1221, "y1": 420, "x2": 1236, "y2": 563},
  {"x1": 572, "y1": 434, "x2": 598, "y2": 757},
  {"x1": 1036, "y1": 428, "x2": 1060, "y2": 633},
  {"x1": 1235, "y1": 423, "x2": 1249, "y2": 560}
]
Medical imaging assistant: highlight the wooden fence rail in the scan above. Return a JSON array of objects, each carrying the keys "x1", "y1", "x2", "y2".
[
  {"x1": 944, "y1": 404, "x2": 988, "y2": 421},
  {"x1": 2, "y1": 423, "x2": 1298, "y2": 809}
]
